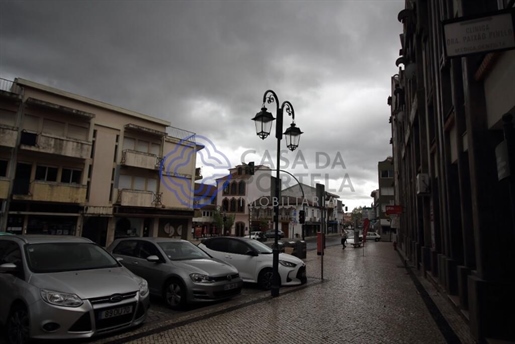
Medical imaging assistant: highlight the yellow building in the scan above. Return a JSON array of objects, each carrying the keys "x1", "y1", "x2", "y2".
[{"x1": 0, "y1": 77, "x2": 202, "y2": 246}]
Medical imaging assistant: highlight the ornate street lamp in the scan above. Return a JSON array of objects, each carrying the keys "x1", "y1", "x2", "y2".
[{"x1": 251, "y1": 90, "x2": 303, "y2": 297}]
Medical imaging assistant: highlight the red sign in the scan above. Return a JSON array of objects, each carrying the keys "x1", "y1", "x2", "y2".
[
  {"x1": 385, "y1": 205, "x2": 403, "y2": 215},
  {"x1": 362, "y1": 219, "x2": 370, "y2": 243}
]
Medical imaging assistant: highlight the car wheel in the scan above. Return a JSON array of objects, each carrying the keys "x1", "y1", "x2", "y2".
[
  {"x1": 163, "y1": 278, "x2": 187, "y2": 310},
  {"x1": 7, "y1": 304, "x2": 30, "y2": 344},
  {"x1": 258, "y1": 268, "x2": 275, "y2": 290},
  {"x1": 375, "y1": 238, "x2": 380, "y2": 242}
]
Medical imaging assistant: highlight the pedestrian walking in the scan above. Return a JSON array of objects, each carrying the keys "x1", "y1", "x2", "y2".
[{"x1": 341, "y1": 230, "x2": 348, "y2": 249}]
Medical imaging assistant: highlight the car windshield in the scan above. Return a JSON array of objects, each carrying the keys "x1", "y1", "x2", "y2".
[
  {"x1": 158, "y1": 241, "x2": 211, "y2": 260},
  {"x1": 26, "y1": 243, "x2": 119, "y2": 273},
  {"x1": 246, "y1": 239, "x2": 273, "y2": 254}
]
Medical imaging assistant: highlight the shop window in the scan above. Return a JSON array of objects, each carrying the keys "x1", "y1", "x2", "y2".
[{"x1": 35, "y1": 165, "x2": 58, "y2": 182}]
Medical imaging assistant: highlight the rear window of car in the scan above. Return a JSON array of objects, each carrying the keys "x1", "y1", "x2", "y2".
[{"x1": 26, "y1": 243, "x2": 119, "y2": 273}]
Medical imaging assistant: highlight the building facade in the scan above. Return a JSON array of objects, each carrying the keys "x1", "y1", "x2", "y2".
[
  {"x1": 389, "y1": 1, "x2": 514, "y2": 342},
  {"x1": 0, "y1": 77, "x2": 202, "y2": 247}
]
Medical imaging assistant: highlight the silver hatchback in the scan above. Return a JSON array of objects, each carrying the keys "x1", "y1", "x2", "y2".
[
  {"x1": 107, "y1": 237, "x2": 243, "y2": 310},
  {"x1": 0, "y1": 235, "x2": 150, "y2": 344}
]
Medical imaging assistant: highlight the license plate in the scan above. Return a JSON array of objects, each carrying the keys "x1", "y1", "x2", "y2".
[
  {"x1": 224, "y1": 283, "x2": 238, "y2": 290},
  {"x1": 99, "y1": 305, "x2": 133, "y2": 319}
]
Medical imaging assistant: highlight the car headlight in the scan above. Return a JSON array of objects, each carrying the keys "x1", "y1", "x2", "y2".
[
  {"x1": 40, "y1": 289, "x2": 83, "y2": 307},
  {"x1": 279, "y1": 260, "x2": 297, "y2": 268},
  {"x1": 139, "y1": 279, "x2": 149, "y2": 297},
  {"x1": 190, "y1": 273, "x2": 215, "y2": 283}
]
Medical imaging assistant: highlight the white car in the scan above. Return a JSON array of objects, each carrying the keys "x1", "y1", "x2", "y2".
[
  {"x1": 360, "y1": 232, "x2": 381, "y2": 242},
  {"x1": 244, "y1": 231, "x2": 266, "y2": 241},
  {"x1": 198, "y1": 237, "x2": 307, "y2": 290}
]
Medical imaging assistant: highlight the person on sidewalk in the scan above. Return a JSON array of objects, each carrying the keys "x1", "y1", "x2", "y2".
[{"x1": 341, "y1": 230, "x2": 348, "y2": 249}]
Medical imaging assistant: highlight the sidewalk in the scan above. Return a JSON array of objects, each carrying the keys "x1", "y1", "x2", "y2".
[{"x1": 88, "y1": 241, "x2": 471, "y2": 344}]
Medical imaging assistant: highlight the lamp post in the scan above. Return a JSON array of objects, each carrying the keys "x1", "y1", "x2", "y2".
[{"x1": 252, "y1": 90, "x2": 303, "y2": 297}]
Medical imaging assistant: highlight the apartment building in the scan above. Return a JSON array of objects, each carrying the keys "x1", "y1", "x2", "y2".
[
  {"x1": 389, "y1": 1, "x2": 514, "y2": 342},
  {"x1": 0, "y1": 77, "x2": 202, "y2": 247}
]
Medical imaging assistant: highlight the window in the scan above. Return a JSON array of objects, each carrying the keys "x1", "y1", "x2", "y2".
[
  {"x1": 147, "y1": 179, "x2": 157, "y2": 193},
  {"x1": 381, "y1": 170, "x2": 394, "y2": 178},
  {"x1": 0, "y1": 160, "x2": 7, "y2": 177},
  {"x1": 205, "y1": 238, "x2": 229, "y2": 252},
  {"x1": 134, "y1": 177, "x2": 145, "y2": 190},
  {"x1": 123, "y1": 137, "x2": 135, "y2": 150},
  {"x1": 61, "y1": 168, "x2": 82, "y2": 184},
  {"x1": 381, "y1": 187, "x2": 394, "y2": 196},
  {"x1": 35, "y1": 165, "x2": 58, "y2": 182},
  {"x1": 136, "y1": 140, "x2": 149, "y2": 153},
  {"x1": 137, "y1": 241, "x2": 161, "y2": 259},
  {"x1": 230, "y1": 181, "x2": 237, "y2": 195},
  {"x1": 112, "y1": 240, "x2": 138, "y2": 257},
  {"x1": 238, "y1": 181, "x2": 245, "y2": 195},
  {"x1": 227, "y1": 240, "x2": 249, "y2": 255}
]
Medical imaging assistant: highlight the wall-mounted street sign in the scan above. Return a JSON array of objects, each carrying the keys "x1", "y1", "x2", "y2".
[{"x1": 442, "y1": 8, "x2": 515, "y2": 58}]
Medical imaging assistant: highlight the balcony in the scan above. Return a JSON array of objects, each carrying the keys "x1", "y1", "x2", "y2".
[
  {"x1": 13, "y1": 181, "x2": 87, "y2": 203},
  {"x1": 0, "y1": 179, "x2": 10, "y2": 199},
  {"x1": 118, "y1": 189, "x2": 154, "y2": 207},
  {"x1": 20, "y1": 132, "x2": 92, "y2": 159},
  {"x1": 0, "y1": 125, "x2": 17, "y2": 148},
  {"x1": 121, "y1": 150, "x2": 159, "y2": 170}
]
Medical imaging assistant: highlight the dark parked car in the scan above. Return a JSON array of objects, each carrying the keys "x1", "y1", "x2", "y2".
[
  {"x1": 107, "y1": 237, "x2": 243, "y2": 310},
  {"x1": 264, "y1": 229, "x2": 285, "y2": 239}
]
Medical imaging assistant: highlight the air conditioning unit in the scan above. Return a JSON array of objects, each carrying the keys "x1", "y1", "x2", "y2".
[{"x1": 416, "y1": 173, "x2": 430, "y2": 195}]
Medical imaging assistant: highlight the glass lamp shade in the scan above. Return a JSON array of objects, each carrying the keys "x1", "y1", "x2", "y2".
[
  {"x1": 252, "y1": 107, "x2": 275, "y2": 140},
  {"x1": 284, "y1": 123, "x2": 303, "y2": 151}
]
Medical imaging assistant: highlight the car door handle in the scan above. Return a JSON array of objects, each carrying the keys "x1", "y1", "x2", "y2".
[{"x1": 132, "y1": 261, "x2": 139, "y2": 265}]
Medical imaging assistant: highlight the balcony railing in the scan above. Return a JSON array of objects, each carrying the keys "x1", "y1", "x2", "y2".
[
  {"x1": 0, "y1": 125, "x2": 17, "y2": 148},
  {"x1": 0, "y1": 78, "x2": 21, "y2": 94},
  {"x1": 118, "y1": 189, "x2": 154, "y2": 207},
  {"x1": 121, "y1": 150, "x2": 159, "y2": 170},
  {"x1": 12, "y1": 181, "x2": 87, "y2": 203},
  {"x1": 20, "y1": 132, "x2": 92, "y2": 159}
]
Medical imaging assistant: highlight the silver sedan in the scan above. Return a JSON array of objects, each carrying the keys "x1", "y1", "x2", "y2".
[{"x1": 107, "y1": 237, "x2": 243, "y2": 310}]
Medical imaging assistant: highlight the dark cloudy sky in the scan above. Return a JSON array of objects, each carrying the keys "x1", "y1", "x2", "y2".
[{"x1": 0, "y1": 0, "x2": 404, "y2": 210}]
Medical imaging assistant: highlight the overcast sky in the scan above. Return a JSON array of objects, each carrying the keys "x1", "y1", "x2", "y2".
[{"x1": 0, "y1": 0, "x2": 404, "y2": 211}]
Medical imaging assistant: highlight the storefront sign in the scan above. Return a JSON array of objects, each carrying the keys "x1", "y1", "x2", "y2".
[{"x1": 443, "y1": 9, "x2": 515, "y2": 58}]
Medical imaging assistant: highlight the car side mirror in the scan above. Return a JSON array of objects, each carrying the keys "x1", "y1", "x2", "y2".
[
  {"x1": 0, "y1": 263, "x2": 17, "y2": 273},
  {"x1": 115, "y1": 257, "x2": 124, "y2": 262},
  {"x1": 245, "y1": 250, "x2": 258, "y2": 257},
  {"x1": 146, "y1": 255, "x2": 161, "y2": 263}
]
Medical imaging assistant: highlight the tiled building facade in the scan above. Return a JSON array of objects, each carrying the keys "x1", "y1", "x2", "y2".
[{"x1": 389, "y1": 1, "x2": 514, "y2": 342}]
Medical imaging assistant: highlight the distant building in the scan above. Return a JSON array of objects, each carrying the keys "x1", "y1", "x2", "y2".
[{"x1": 377, "y1": 157, "x2": 395, "y2": 235}]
